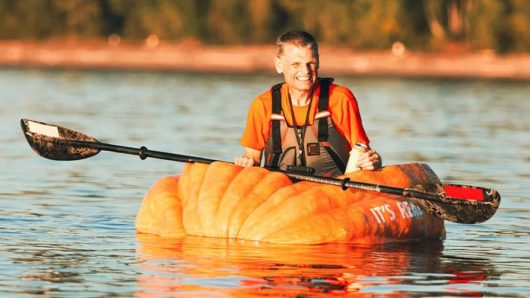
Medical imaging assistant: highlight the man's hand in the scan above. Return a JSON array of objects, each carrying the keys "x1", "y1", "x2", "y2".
[
  {"x1": 234, "y1": 147, "x2": 262, "y2": 168},
  {"x1": 234, "y1": 156, "x2": 257, "y2": 167},
  {"x1": 357, "y1": 149, "x2": 382, "y2": 170}
]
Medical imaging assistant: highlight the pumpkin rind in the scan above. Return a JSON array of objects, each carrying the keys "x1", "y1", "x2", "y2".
[
  {"x1": 136, "y1": 162, "x2": 446, "y2": 244},
  {"x1": 135, "y1": 176, "x2": 185, "y2": 238},
  {"x1": 214, "y1": 166, "x2": 271, "y2": 238},
  {"x1": 196, "y1": 162, "x2": 243, "y2": 237},
  {"x1": 180, "y1": 163, "x2": 209, "y2": 235}
]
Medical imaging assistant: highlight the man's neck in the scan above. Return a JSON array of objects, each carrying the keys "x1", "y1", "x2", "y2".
[{"x1": 288, "y1": 88, "x2": 313, "y2": 106}]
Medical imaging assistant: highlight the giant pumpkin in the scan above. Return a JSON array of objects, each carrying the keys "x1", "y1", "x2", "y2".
[{"x1": 136, "y1": 162, "x2": 445, "y2": 244}]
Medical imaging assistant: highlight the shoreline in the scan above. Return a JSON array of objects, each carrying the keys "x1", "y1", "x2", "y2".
[{"x1": 1, "y1": 40, "x2": 530, "y2": 80}]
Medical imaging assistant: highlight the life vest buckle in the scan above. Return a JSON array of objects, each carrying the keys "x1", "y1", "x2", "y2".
[{"x1": 286, "y1": 165, "x2": 315, "y2": 175}]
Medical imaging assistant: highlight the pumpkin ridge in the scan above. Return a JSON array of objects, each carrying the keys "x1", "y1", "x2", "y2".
[
  {"x1": 214, "y1": 166, "x2": 269, "y2": 238},
  {"x1": 197, "y1": 162, "x2": 243, "y2": 237},
  {"x1": 237, "y1": 182, "x2": 318, "y2": 239},
  {"x1": 177, "y1": 163, "x2": 192, "y2": 206},
  {"x1": 241, "y1": 184, "x2": 352, "y2": 241},
  {"x1": 135, "y1": 176, "x2": 185, "y2": 238},
  {"x1": 181, "y1": 163, "x2": 209, "y2": 235},
  {"x1": 227, "y1": 171, "x2": 292, "y2": 238}
]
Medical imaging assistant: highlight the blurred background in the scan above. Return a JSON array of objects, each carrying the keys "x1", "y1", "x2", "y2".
[
  {"x1": 1, "y1": 0, "x2": 530, "y2": 78},
  {"x1": 1, "y1": 0, "x2": 529, "y2": 52}
]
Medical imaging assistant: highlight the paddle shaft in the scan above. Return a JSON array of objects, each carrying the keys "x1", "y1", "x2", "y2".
[
  {"x1": 65, "y1": 139, "x2": 217, "y2": 164},
  {"x1": 283, "y1": 172, "x2": 471, "y2": 205},
  {"x1": 57, "y1": 139, "x2": 484, "y2": 207}
]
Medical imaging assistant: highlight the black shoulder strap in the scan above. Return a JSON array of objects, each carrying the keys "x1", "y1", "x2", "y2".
[
  {"x1": 270, "y1": 82, "x2": 283, "y2": 168},
  {"x1": 317, "y1": 78, "x2": 334, "y2": 142}
]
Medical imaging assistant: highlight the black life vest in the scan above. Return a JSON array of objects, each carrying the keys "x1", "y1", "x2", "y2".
[{"x1": 263, "y1": 78, "x2": 351, "y2": 177}]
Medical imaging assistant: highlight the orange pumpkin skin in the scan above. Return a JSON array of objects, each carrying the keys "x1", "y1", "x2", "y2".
[
  {"x1": 135, "y1": 176, "x2": 185, "y2": 238},
  {"x1": 136, "y1": 162, "x2": 445, "y2": 244},
  {"x1": 213, "y1": 166, "x2": 271, "y2": 238},
  {"x1": 244, "y1": 164, "x2": 445, "y2": 244},
  {"x1": 195, "y1": 162, "x2": 243, "y2": 237},
  {"x1": 179, "y1": 162, "x2": 209, "y2": 236}
]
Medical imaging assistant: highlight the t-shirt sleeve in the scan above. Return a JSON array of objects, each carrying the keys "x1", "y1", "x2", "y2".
[
  {"x1": 239, "y1": 97, "x2": 269, "y2": 151},
  {"x1": 329, "y1": 86, "x2": 370, "y2": 146}
]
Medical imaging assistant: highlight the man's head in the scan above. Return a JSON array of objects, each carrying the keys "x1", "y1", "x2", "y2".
[
  {"x1": 275, "y1": 30, "x2": 319, "y2": 94},
  {"x1": 276, "y1": 30, "x2": 319, "y2": 58}
]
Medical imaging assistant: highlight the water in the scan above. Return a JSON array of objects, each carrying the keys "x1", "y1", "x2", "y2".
[{"x1": 1, "y1": 69, "x2": 529, "y2": 297}]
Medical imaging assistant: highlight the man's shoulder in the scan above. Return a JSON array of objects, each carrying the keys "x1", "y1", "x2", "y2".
[
  {"x1": 330, "y1": 83, "x2": 353, "y2": 94},
  {"x1": 252, "y1": 88, "x2": 274, "y2": 106},
  {"x1": 329, "y1": 83, "x2": 355, "y2": 101},
  {"x1": 247, "y1": 89, "x2": 273, "y2": 114}
]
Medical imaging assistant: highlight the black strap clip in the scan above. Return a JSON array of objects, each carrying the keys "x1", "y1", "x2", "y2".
[{"x1": 286, "y1": 165, "x2": 315, "y2": 175}]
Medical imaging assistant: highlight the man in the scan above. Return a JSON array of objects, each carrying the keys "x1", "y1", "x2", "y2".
[{"x1": 235, "y1": 30, "x2": 381, "y2": 176}]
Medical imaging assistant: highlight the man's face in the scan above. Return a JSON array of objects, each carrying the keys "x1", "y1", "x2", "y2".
[{"x1": 275, "y1": 44, "x2": 319, "y2": 93}]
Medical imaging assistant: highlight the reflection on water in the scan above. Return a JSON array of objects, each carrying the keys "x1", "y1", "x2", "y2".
[
  {"x1": 0, "y1": 69, "x2": 529, "y2": 296},
  {"x1": 136, "y1": 234, "x2": 499, "y2": 297}
]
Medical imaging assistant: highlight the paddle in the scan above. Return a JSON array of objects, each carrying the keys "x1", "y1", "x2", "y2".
[{"x1": 20, "y1": 118, "x2": 500, "y2": 224}]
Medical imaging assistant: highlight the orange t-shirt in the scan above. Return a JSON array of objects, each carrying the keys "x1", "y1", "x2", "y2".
[{"x1": 240, "y1": 82, "x2": 370, "y2": 151}]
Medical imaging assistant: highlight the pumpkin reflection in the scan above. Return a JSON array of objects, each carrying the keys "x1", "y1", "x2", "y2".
[{"x1": 135, "y1": 234, "x2": 492, "y2": 297}]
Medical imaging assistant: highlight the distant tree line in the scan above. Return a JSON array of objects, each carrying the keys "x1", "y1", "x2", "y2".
[{"x1": 0, "y1": 0, "x2": 529, "y2": 53}]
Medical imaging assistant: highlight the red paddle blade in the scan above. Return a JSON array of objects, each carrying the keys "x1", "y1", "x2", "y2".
[
  {"x1": 412, "y1": 183, "x2": 501, "y2": 224},
  {"x1": 444, "y1": 184, "x2": 489, "y2": 201}
]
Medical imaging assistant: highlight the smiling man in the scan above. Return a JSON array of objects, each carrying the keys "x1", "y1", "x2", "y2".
[{"x1": 235, "y1": 30, "x2": 381, "y2": 177}]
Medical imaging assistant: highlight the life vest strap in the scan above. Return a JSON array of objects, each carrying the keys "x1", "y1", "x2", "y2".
[
  {"x1": 317, "y1": 78, "x2": 334, "y2": 142},
  {"x1": 270, "y1": 83, "x2": 283, "y2": 168}
]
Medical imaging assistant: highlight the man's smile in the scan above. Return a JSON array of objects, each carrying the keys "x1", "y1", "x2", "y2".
[{"x1": 296, "y1": 75, "x2": 312, "y2": 81}]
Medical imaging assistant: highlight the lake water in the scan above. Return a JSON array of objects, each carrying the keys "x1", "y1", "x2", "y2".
[{"x1": 1, "y1": 69, "x2": 529, "y2": 297}]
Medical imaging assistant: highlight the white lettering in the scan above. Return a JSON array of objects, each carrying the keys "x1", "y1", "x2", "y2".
[
  {"x1": 384, "y1": 204, "x2": 396, "y2": 221},
  {"x1": 375, "y1": 206, "x2": 387, "y2": 223},
  {"x1": 396, "y1": 201, "x2": 423, "y2": 219},
  {"x1": 370, "y1": 207, "x2": 382, "y2": 224},
  {"x1": 370, "y1": 204, "x2": 399, "y2": 224},
  {"x1": 396, "y1": 202, "x2": 409, "y2": 218}
]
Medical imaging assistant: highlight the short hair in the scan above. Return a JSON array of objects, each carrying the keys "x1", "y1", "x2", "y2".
[{"x1": 276, "y1": 30, "x2": 319, "y2": 57}]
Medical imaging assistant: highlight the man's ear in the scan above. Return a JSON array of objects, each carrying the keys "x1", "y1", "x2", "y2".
[{"x1": 274, "y1": 57, "x2": 283, "y2": 74}]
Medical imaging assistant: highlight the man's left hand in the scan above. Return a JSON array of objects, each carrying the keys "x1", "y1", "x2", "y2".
[{"x1": 357, "y1": 149, "x2": 382, "y2": 170}]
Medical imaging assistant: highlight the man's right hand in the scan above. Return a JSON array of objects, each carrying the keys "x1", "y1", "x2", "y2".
[
  {"x1": 234, "y1": 156, "x2": 256, "y2": 167},
  {"x1": 234, "y1": 147, "x2": 262, "y2": 167}
]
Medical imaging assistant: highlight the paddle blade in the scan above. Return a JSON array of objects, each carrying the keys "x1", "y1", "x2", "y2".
[
  {"x1": 412, "y1": 183, "x2": 501, "y2": 224},
  {"x1": 21, "y1": 119, "x2": 100, "y2": 160}
]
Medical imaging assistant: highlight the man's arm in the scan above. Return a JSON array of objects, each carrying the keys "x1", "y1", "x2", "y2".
[
  {"x1": 234, "y1": 147, "x2": 262, "y2": 167},
  {"x1": 332, "y1": 86, "x2": 381, "y2": 170}
]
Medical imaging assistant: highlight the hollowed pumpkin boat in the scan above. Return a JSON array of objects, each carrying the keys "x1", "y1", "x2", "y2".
[{"x1": 136, "y1": 162, "x2": 446, "y2": 244}]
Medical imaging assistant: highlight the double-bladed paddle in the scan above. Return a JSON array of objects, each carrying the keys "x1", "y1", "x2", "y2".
[{"x1": 20, "y1": 118, "x2": 500, "y2": 224}]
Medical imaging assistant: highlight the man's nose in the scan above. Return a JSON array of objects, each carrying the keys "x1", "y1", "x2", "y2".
[{"x1": 303, "y1": 64, "x2": 312, "y2": 73}]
